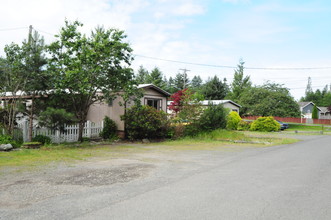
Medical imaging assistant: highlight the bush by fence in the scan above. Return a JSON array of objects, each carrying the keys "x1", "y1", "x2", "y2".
[{"x1": 242, "y1": 116, "x2": 331, "y2": 125}]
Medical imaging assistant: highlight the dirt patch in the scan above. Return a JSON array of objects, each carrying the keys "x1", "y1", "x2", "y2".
[
  {"x1": 0, "y1": 160, "x2": 155, "y2": 209},
  {"x1": 54, "y1": 163, "x2": 154, "y2": 186}
]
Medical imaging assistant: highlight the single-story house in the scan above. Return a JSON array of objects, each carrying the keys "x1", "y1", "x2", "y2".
[
  {"x1": 319, "y1": 107, "x2": 331, "y2": 119},
  {"x1": 167, "y1": 99, "x2": 241, "y2": 115},
  {"x1": 200, "y1": 100, "x2": 241, "y2": 113},
  {"x1": 87, "y1": 84, "x2": 171, "y2": 136},
  {"x1": 298, "y1": 102, "x2": 322, "y2": 119}
]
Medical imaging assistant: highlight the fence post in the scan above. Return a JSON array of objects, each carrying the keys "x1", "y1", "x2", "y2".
[
  {"x1": 86, "y1": 121, "x2": 91, "y2": 138},
  {"x1": 22, "y1": 120, "x2": 29, "y2": 142},
  {"x1": 56, "y1": 130, "x2": 60, "y2": 144}
]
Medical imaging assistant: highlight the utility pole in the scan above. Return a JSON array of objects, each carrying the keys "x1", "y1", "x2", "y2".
[
  {"x1": 28, "y1": 25, "x2": 33, "y2": 44},
  {"x1": 179, "y1": 68, "x2": 190, "y2": 89}
]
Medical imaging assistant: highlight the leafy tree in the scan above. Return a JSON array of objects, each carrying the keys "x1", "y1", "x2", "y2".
[
  {"x1": 312, "y1": 104, "x2": 319, "y2": 119},
  {"x1": 239, "y1": 83, "x2": 300, "y2": 117},
  {"x1": 169, "y1": 88, "x2": 203, "y2": 122},
  {"x1": 0, "y1": 44, "x2": 29, "y2": 135},
  {"x1": 20, "y1": 29, "x2": 48, "y2": 141},
  {"x1": 200, "y1": 75, "x2": 229, "y2": 100},
  {"x1": 227, "y1": 59, "x2": 251, "y2": 102},
  {"x1": 47, "y1": 20, "x2": 134, "y2": 142},
  {"x1": 38, "y1": 107, "x2": 76, "y2": 132}
]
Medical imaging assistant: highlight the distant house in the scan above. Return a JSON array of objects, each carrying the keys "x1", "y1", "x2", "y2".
[
  {"x1": 298, "y1": 102, "x2": 322, "y2": 118},
  {"x1": 319, "y1": 107, "x2": 331, "y2": 119},
  {"x1": 87, "y1": 84, "x2": 171, "y2": 136},
  {"x1": 200, "y1": 100, "x2": 241, "y2": 113},
  {"x1": 167, "y1": 99, "x2": 241, "y2": 115}
]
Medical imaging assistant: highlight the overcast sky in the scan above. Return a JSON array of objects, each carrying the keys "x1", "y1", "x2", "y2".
[{"x1": 1, "y1": 0, "x2": 331, "y2": 100}]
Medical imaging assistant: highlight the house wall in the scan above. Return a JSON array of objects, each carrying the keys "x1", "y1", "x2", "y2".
[
  {"x1": 222, "y1": 103, "x2": 240, "y2": 113},
  {"x1": 140, "y1": 88, "x2": 168, "y2": 112},
  {"x1": 87, "y1": 88, "x2": 168, "y2": 132},
  {"x1": 301, "y1": 103, "x2": 314, "y2": 114},
  {"x1": 87, "y1": 95, "x2": 126, "y2": 131},
  {"x1": 301, "y1": 103, "x2": 321, "y2": 118},
  {"x1": 320, "y1": 112, "x2": 331, "y2": 119}
]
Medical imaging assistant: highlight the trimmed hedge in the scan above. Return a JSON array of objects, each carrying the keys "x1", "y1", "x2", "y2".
[{"x1": 250, "y1": 116, "x2": 280, "y2": 132}]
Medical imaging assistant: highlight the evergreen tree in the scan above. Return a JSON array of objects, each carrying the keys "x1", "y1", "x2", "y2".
[
  {"x1": 135, "y1": 65, "x2": 149, "y2": 84},
  {"x1": 227, "y1": 59, "x2": 251, "y2": 102},
  {"x1": 312, "y1": 104, "x2": 318, "y2": 119},
  {"x1": 201, "y1": 75, "x2": 228, "y2": 100},
  {"x1": 147, "y1": 67, "x2": 165, "y2": 89},
  {"x1": 174, "y1": 72, "x2": 190, "y2": 90},
  {"x1": 191, "y1": 75, "x2": 203, "y2": 91},
  {"x1": 166, "y1": 76, "x2": 177, "y2": 94}
]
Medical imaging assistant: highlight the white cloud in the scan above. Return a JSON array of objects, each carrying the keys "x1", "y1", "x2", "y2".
[
  {"x1": 174, "y1": 3, "x2": 205, "y2": 16},
  {"x1": 221, "y1": 0, "x2": 250, "y2": 4}
]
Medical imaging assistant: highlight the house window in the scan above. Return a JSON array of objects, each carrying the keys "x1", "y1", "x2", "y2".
[
  {"x1": 146, "y1": 99, "x2": 162, "y2": 110},
  {"x1": 107, "y1": 97, "x2": 113, "y2": 107}
]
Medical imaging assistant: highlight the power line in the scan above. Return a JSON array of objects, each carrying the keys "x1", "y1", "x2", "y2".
[
  {"x1": 134, "y1": 54, "x2": 331, "y2": 70},
  {"x1": 0, "y1": 27, "x2": 28, "y2": 32}
]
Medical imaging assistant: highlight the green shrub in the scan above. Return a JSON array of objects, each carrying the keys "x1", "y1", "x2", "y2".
[
  {"x1": 226, "y1": 111, "x2": 241, "y2": 130},
  {"x1": 237, "y1": 120, "x2": 251, "y2": 131},
  {"x1": 194, "y1": 103, "x2": 228, "y2": 133},
  {"x1": 250, "y1": 116, "x2": 280, "y2": 132},
  {"x1": 312, "y1": 104, "x2": 318, "y2": 119},
  {"x1": 100, "y1": 116, "x2": 118, "y2": 139},
  {"x1": 0, "y1": 135, "x2": 20, "y2": 148},
  {"x1": 121, "y1": 105, "x2": 170, "y2": 140},
  {"x1": 32, "y1": 135, "x2": 52, "y2": 145}
]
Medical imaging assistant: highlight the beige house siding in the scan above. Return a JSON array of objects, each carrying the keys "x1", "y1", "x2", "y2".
[
  {"x1": 87, "y1": 86, "x2": 169, "y2": 132},
  {"x1": 87, "y1": 95, "x2": 126, "y2": 131},
  {"x1": 222, "y1": 102, "x2": 240, "y2": 113},
  {"x1": 141, "y1": 88, "x2": 168, "y2": 112}
]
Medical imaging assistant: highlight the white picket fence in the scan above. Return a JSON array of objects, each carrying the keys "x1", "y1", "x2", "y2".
[{"x1": 16, "y1": 120, "x2": 103, "y2": 143}]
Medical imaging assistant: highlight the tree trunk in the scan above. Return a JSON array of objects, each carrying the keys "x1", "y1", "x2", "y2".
[{"x1": 78, "y1": 121, "x2": 85, "y2": 142}]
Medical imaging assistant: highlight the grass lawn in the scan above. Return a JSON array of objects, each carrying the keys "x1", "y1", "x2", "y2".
[
  {"x1": 0, "y1": 143, "x2": 146, "y2": 172},
  {"x1": 0, "y1": 129, "x2": 298, "y2": 171},
  {"x1": 287, "y1": 123, "x2": 331, "y2": 132}
]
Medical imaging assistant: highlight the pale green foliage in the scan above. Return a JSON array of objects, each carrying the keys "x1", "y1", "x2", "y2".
[
  {"x1": 47, "y1": 20, "x2": 134, "y2": 141},
  {"x1": 250, "y1": 116, "x2": 280, "y2": 132},
  {"x1": 312, "y1": 104, "x2": 319, "y2": 119},
  {"x1": 237, "y1": 120, "x2": 251, "y2": 131},
  {"x1": 239, "y1": 83, "x2": 300, "y2": 117},
  {"x1": 226, "y1": 111, "x2": 241, "y2": 130}
]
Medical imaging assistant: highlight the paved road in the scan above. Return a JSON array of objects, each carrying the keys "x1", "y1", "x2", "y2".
[{"x1": 1, "y1": 135, "x2": 331, "y2": 219}]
